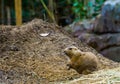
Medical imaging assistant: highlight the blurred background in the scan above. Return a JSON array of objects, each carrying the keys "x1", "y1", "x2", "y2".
[{"x1": 0, "y1": 0, "x2": 105, "y2": 26}]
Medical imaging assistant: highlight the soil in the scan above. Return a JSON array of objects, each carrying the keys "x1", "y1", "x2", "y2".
[{"x1": 0, "y1": 19, "x2": 120, "y2": 84}]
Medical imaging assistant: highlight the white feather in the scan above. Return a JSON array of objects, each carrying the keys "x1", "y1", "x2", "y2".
[{"x1": 40, "y1": 33, "x2": 50, "y2": 37}]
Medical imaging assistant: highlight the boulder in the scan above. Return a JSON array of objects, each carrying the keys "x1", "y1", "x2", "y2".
[
  {"x1": 91, "y1": 0, "x2": 120, "y2": 33},
  {"x1": 79, "y1": 33, "x2": 120, "y2": 51},
  {"x1": 101, "y1": 47, "x2": 120, "y2": 62}
]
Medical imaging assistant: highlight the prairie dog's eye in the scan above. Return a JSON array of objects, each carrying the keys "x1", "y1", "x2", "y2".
[{"x1": 69, "y1": 48, "x2": 72, "y2": 50}]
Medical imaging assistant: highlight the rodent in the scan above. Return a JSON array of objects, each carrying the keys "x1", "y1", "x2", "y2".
[{"x1": 64, "y1": 46, "x2": 99, "y2": 74}]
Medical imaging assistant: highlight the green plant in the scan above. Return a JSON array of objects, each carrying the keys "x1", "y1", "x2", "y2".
[
  {"x1": 1, "y1": 0, "x2": 105, "y2": 25},
  {"x1": 40, "y1": 0, "x2": 56, "y2": 23},
  {"x1": 72, "y1": 0, "x2": 105, "y2": 21}
]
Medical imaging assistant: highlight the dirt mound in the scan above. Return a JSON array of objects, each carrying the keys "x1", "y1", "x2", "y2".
[{"x1": 0, "y1": 19, "x2": 119, "y2": 84}]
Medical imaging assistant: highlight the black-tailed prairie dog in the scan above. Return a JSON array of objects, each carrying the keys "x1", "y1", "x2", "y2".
[{"x1": 64, "y1": 46, "x2": 99, "y2": 74}]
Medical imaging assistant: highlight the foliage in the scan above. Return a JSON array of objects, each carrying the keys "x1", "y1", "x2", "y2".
[
  {"x1": 1, "y1": 0, "x2": 106, "y2": 25},
  {"x1": 40, "y1": 0, "x2": 55, "y2": 23},
  {"x1": 72, "y1": 0, "x2": 106, "y2": 21}
]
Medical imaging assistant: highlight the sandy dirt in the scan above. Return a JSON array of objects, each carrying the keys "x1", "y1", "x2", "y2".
[{"x1": 0, "y1": 19, "x2": 119, "y2": 84}]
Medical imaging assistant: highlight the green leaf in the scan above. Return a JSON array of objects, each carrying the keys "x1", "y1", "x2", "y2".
[
  {"x1": 88, "y1": 1, "x2": 93, "y2": 7},
  {"x1": 73, "y1": 2, "x2": 79, "y2": 6},
  {"x1": 74, "y1": 8, "x2": 80, "y2": 13},
  {"x1": 83, "y1": 7, "x2": 87, "y2": 11}
]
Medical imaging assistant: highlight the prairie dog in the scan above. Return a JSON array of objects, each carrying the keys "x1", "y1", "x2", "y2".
[{"x1": 64, "y1": 46, "x2": 99, "y2": 74}]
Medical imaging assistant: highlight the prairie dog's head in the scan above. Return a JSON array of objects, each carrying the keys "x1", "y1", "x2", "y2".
[{"x1": 64, "y1": 46, "x2": 82, "y2": 58}]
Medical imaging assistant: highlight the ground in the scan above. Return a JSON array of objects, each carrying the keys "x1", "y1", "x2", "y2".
[
  {"x1": 0, "y1": 19, "x2": 120, "y2": 84},
  {"x1": 64, "y1": 67, "x2": 120, "y2": 84}
]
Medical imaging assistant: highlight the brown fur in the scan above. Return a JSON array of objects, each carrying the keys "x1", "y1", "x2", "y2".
[{"x1": 64, "y1": 46, "x2": 99, "y2": 74}]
